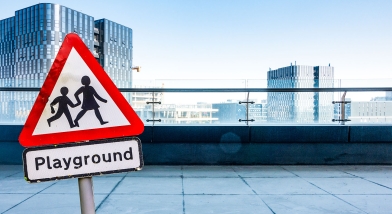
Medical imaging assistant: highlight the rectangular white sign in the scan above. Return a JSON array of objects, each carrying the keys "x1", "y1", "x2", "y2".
[{"x1": 23, "y1": 137, "x2": 143, "y2": 183}]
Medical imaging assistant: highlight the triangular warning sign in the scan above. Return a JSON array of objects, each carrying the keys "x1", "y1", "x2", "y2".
[{"x1": 19, "y1": 33, "x2": 144, "y2": 147}]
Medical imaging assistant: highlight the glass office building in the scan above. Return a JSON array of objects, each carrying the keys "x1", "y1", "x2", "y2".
[
  {"x1": 267, "y1": 65, "x2": 334, "y2": 123},
  {"x1": 94, "y1": 19, "x2": 132, "y2": 88},
  {"x1": 0, "y1": 3, "x2": 133, "y2": 122}
]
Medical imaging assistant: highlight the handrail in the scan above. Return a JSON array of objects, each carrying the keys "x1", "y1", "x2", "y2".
[
  {"x1": 1, "y1": 87, "x2": 392, "y2": 92},
  {"x1": 0, "y1": 87, "x2": 392, "y2": 93}
]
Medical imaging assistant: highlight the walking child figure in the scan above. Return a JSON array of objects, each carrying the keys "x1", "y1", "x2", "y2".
[
  {"x1": 47, "y1": 86, "x2": 78, "y2": 128},
  {"x1": 73, "y1": 75, "x2": 108, "y2": 127}
]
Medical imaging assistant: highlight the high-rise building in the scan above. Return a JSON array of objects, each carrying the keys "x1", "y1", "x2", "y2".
[
  {"x1": 94, "y1": 19, "x2": 133, "y2": 88},
  {"x1": 0, "y1": 3, "x2": 133, "y2": 122},
  {"x1": 267, "y1": 64, "x2": 334, "y2": 123}
]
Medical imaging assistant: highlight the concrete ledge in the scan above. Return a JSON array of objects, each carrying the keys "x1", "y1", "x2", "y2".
[
  {"x1": 153, "y1": 126, "x2": 249, "y2": 143},
  {"x1": 0, "y1": 125, "x2": 22, "y2": 142},
  {"x1": 250, "y1": 126, "x2": 349, "y2": 143},
  {"x1": 350, "y1": 126, "x2": 392, "y2": 142},
  {"x1": 0, "y1": 142, "x2": 24, "y2": 164},
  {"x1": 1, "y1": 125, "x2": 392, "y2": 164},
  {"x1": 143, "y1": 142, "x2": 392, "y2": 165}
]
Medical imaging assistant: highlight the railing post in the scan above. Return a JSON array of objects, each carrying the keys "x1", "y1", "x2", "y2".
[
  {"x1": 153, "y1": 91, "x2": 155, "y2": 126},
  {"x1": 146, "y1": 91, "x2": 161, "y2": 124},
  {"x1": 332, "y1": 91, "x2": 350, "y2": 124},
  {"x1": 341, "y1": 91, "x2": 346, "y2": 125},
  {"x1": 239, "y1": 92, "x2": 255, "y2": 124},
  {"x1": 246, "y1": 92, "x2": 249, "y2": 126}
]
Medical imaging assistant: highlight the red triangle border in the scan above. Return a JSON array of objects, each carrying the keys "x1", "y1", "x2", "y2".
[{"x1": 19, "y1": 33, "x2": 144, "y2": 147}]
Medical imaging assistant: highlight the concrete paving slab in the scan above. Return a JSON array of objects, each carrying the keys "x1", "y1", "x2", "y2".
[
  {"x1": 341, "y1": 165, "x2": 392, "y2": 178},
  {"x1": 0, "y1": 194, "x2": 32, "y2": 213},
  {"x1": 337, "y1": 195, "x2": 392, "y2": 214},
  {"x1": 113, "y1": 177, "x2": 182, "y2": 195},
  {"x1": 305, "y1": 177, "x2": 392, "y2": 194},
  {"x1": 3, "y1": 193, "x2": 106, "y2": 214},
  {"x1": 364, "y1": 177, "x2": 392, "y2": 190},
  {"x1": 244, "y1": 177, "x2": 326, "y2": 195},
  {"x1": 126, "y1": 165, "x2": 182, "y2": 177},
  {"x1": 282, "y1": 165, "x2": 356, "y2": 178},
  {"x1": 1, "y1": 165, "x2": 392, "y2": 213},
  {"x1": 96, "y1": 194, "x2": 183, "y2": 214},
  {"x1": 41, "y1": 176, "x2": 124, "y2": 194},
  {"x1": 185, "y1": 195, "x2": 273, "y2": 214},
  {"x1": 259, "y1": 195, "x2": 365, "y2": 214},
  {"x1": 184, "y1": 178, "x2": 254, "y2": 195},
  {"x1": 233, "y1": 166, "x2": 296, "y2": 178},
  {"x1": 7, "y1": 172, "x2": 23, "y2": 178},
  {"x1": 0, "y1": 176, "x2": 56, "y2": 194},
  {"x1": 183, "y1": 166, "x2": 237, "y2": 177}
]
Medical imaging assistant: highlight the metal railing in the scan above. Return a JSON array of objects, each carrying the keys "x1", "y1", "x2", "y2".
[{"x1": 1, "y1": 87, "x2": 392, "y2": 125}]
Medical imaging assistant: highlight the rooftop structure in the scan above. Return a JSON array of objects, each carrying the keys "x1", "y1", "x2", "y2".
[{"x1": 267, "y1": 64, "x2": 334, "y2": 123}]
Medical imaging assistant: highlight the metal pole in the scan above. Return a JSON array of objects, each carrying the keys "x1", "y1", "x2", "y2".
[
  {"x1": 152, "y1": 81, "x2": 155, "y2": 126},
  {"x1": 78, "y1": 177, "x2": 95, "y2": 214},
  {"x1": 246, "y1": 92, "x2": 250, "y2": 126},
  {"x1": 341, "y1": 91, "x2": 347, "y2": 125}
]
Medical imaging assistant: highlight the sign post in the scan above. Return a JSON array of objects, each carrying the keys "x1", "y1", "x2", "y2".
[
  {"x1": 18, "y1": 33, "x2": 145, "y2": 213},
  {"x1": 79, "y1": 177, "x2": 95, "y2": 214}
]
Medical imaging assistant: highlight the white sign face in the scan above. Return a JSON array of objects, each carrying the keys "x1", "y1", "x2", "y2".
[
  {"x1": 32, "y1": 48, "x2": 130, "y2": 136},
  {"x1": 23, "y1": 137, "x2": 143, "y2": 183}
]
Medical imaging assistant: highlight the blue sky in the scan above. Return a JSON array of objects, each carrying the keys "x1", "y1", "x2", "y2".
[{"x1": 1, "y1": 0, "x2": 391, "y2": 81}]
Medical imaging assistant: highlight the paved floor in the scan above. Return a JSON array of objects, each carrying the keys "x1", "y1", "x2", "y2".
[{"x1": 0, "y1": 165, "x2": 392, "y2": 214}]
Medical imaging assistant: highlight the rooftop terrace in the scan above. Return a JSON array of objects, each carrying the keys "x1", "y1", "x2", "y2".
[{"x1": 1, "y1": 165, "x2": 392, "y2": 213}]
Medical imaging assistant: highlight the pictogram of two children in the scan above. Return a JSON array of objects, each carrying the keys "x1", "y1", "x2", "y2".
[{"x1": 47, "y1": 76, "x2": 109, "y2": 128}]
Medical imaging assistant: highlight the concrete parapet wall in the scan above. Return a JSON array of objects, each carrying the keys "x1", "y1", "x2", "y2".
[{"x1": 1, "y1": 125, "x2": 391, "y2": 165}]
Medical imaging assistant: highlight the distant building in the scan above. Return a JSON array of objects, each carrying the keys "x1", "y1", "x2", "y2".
[
  {"x1": 386, "y1": 92, "x2": 392, "y2": 101},
  {"x1": 211, "y1": 99, "x2": 267, "y2": 123},
  {"x1": 212, "y1": 101, "x2": 246, "y2": 123},
  {"x1": 249, "y1": 100, "x2": 267, "y2": 122},
  {"x1": 131, "y1": 84, "x2": 164, "y2": 109},
  {"x1": 371, "y1": 96, "x2": 387, "y2": 101},
  {"x1": 135, "y1": 103, "x2": 218, "y2": 124},
  {"x1": 267, "y1": 64, "x2": 334, "y2": 123},
  {"x1": 349, "y1": 101, "x2": 392, "y2": 123},
  {"x1": 334, "y1": 98, "x2": 351, "y2": 120}
]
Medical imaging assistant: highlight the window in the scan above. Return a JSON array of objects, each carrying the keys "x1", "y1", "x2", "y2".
[
  {"x1": 46, "y1": 4, "x2": 52, "y2": 30},
  {"x1": 68, "y1": 9, "x2": 71, "y2": 32},
  {"x1": 47, "y1": 46, "x2": 52, "y2": 58}
]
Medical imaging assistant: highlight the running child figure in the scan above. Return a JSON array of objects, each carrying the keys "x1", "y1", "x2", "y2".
[{"x1": 47, "y1": 86, "x2": 78, "y2": 128}]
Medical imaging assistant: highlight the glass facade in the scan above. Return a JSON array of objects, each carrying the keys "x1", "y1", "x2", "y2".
[
  {"x1": 0, "y1": 3, "x2": 133, "y2": 122},
  {"x1": 94, "y1": 19, "x2": 132, "y2": 88},
  {"x1": 267, "y1": 65, "x2": 334, "y2": 123}
]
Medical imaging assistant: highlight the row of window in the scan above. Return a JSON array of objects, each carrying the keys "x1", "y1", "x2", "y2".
[
  {"x1": 105, "y1": 43, "x2": 132, "y2": 59},
  {"x1": 14, "y1": 4, "x2": 94, "y2": 37},
  {"x1": 0, "y1": 18, "x2": 15, "y2": 41},
  {"x1": 0, "y1": 66, "x2": 14, "y2": 79},
  {"x1": 0, "y1": 53, "x2": 14, "y2": 66},
  {"x1": 0, "y1": 40, "x2": 15, "y2": 53},
  {"x1": 96, "y1": 19, "x2": 132, "y2": 47}
]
